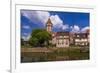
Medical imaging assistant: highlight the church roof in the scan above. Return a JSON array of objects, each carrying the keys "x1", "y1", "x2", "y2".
[{"x1": 46, "y1": 18, "x2": 52, "y2": 25}]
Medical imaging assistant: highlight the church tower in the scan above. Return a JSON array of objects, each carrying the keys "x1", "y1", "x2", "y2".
[{"x1": 46, "y1": 18, "x2": 53, "y2": 32}]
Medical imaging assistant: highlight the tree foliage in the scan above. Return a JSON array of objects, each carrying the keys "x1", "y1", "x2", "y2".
[
  {"x1": 29, "y1": 29, "x2": 52, "y2": 47},
  {"x1": 21, "y1": 38, "x2": 24, "y2": 46}
]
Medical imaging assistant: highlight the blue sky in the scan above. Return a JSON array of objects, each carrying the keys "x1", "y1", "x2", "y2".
[{"x1": 21, "y1": 10, "x2": 89, "y2": 40}]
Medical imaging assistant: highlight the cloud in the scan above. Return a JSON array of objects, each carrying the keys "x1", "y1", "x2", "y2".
[
  {"x1": 21, "y1": 10, "x2": 50, "y2": 26},
  {"x1": 23, "y1": 33, "x2": 28, "y2": 36},
  {"x1": 70, "y1": 25, "x2": 80, "y2": 33},
  {"x1": 50, "y1": 15, "x2": 68, "y2": 30},
  {"x1": 22, "y1": 25, "x2": 30, "y2": 29},
  {"x1": 50, "y1": 15, "x2": 63, "y2": 28},
  {"x1": 70, "y1": 25, "x2": 89, "y2": 33},
  {"x1": 22, "y1": 34, "x2": 31, "y2": 41},
  {"x1": 21, "y1": 10, "x2": 69, "y2": 31},
  {"x1": 62, "y1": 24, "x2": 69, "y2": 30},
  {"x1": 81, "y1": 26, "x2": 89, "y2": 33}
]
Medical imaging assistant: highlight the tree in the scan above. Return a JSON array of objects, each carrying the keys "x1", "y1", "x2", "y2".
[
  {"x1": 21, "y1": 38, "x2": 24, "y2": 46},
  {"x1": 29, "y1": 29, "x2": 52, "y2": 47}
]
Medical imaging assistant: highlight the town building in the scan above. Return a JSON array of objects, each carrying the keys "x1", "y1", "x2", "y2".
[
  {"x1": 74, "y1": 33, "x2": 89, "y2": 46},
  {"x1": 46, "y1": 18, "x2": 89, "y2": 47},
  {"x1": 55, "y1": 32, "x2": 70, "y2": 48}
]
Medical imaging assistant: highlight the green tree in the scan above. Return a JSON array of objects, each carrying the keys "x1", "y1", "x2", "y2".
[
  {"x1": 29, "y1": 29, "x2": 52, "y2": 47},
  {"x1": 21, "y1": 38, "x2": 24, "y2": 46}
]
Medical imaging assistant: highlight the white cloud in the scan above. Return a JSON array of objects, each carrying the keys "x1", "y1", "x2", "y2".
[
  {"x1": 71, "y1": 25, "x2": 80, "y2": 33},
  {"x1": 22, "y1": 10, "x2": 69, "y2": 31},
  {"x1": 22, "y1": 34, "x2": 31, "y2": 41},
  {"x1": 81, "y1": 26, "x2": 89, "y2": 33},
  {"x1": 50, "y1": 15, "x2": 63, "y2": 28},
  {"x1": 22, "y1": 25, "x2": 30, "y2": 29},
  {"x1": 21, "y1": 10, "x2": 50, "y2": 26},
  {"x1": 62, "y1": 24, "x2": 69, "y2": 30},
  {"x1": 50, "y1": 15, "x2": 68, "y2": 30},
  {"x1": 23, "y1": 33, "x2": 28, "y2": 36}
]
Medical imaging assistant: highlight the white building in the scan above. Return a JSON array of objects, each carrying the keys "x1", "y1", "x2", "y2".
[{"x1": 56, "y1": 32, "x2": 70, "y2": 48}]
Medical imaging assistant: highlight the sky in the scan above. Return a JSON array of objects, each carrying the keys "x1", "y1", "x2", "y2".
[{"x1": 21, "y1": 10, "x2": 90, "y2": 41}]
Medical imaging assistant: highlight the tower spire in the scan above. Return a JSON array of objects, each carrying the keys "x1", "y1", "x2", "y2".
[
  {"x1": 46, "y1": 18, "x2": 53, "y2": 32},
  {"x1": 46, "y1": 18, "x2": 52, "y2": 25}
]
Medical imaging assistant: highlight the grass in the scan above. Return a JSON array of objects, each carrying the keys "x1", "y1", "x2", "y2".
[{"x1": 21, "y1": 46, "x2": 89, "y2": 63}]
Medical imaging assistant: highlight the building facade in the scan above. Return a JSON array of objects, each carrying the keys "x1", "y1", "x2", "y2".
[
  {"x1": 56, "y1": 32, "x2": 70, "y2": 48},
  {"x1": 46, "y1": 18, "x2": 70, "y2": 48},
  {"x1": 74, "y1": 33, "x2": 89, "y2": 46},
  {"x1": 46, "y1": 18, "x2": 89, "y2": 48}
]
